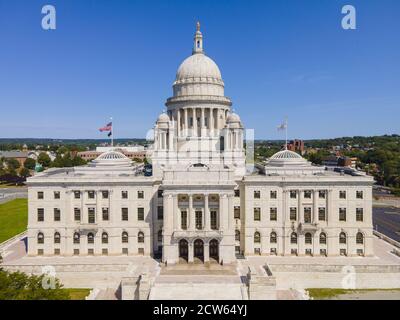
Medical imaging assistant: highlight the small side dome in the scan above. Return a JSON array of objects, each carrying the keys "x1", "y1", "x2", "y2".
[
  {"x1": 270, "y1": 150, "x2": 302, "y2": 160},
  {"x1": 226, "y1": 112, "x2": 241, "y2": 123},
  {"x1": 89, "y1": 150, "x2": 132, "y2": 167},
  {"x1": 157, "y1": 113, "x2": 170, "y2": 123}
]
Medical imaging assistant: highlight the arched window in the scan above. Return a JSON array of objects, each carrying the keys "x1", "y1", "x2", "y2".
[
  {"x1": 319, "y1": 232, "x2": 327, "y2": 245},
  {"x1": 54, "y1": 232, "x2": 61, "y2": 244},
  {"x1": 235, "y1": 230, "x2": 240, "y2": 241},
  {"x1": 339, "y1": 232, "x2": 347, "y2": 244},
  {"x1": 356, "y1": 232, "x2": 364, "y2": 244},
  {"x1": 37, "y1": 232, "x2": 44, "y2": 244},
  {"x1": 157, "y1": 230, "x2": 162, "y2": 242},
  {"x1": 254, "y1": 232, "x2": 261, "y2": 244},
  {"x1": 102, "y1": 232, "x2": 108, "y2": 244},
  {"x1": 270, "y1": 232, "x2": 277, "y2": 244},
  {"x1": 73, "y1": 232, "x2": 80, "y2": 244},
  {"x1": 290, "y1": 232, "x2": 297, "y2": 244},
  {"x1": 122, "y1": 231, "x2": 129, "y2": 243},
  {"x1": 305, "y1": 233, "x2": 312, "y2": 244},
  {"x1": 87, "y1": 232, "x2": 94, "y2": 244},
  {"x1": 138, "y1": 231, "x2": 144, "y2": 243}
]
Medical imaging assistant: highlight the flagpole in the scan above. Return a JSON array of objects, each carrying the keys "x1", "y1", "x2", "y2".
[
  {"x1": 285, "y1": 117, "x2": 288, "y2": 150},
  {"x1": 110, "y1": 117, "x2": 113, "y2": 150}
]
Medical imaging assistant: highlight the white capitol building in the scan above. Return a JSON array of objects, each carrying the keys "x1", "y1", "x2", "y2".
[{"x1": 27, "y1": 23, "x2": 374, "y2": 265}]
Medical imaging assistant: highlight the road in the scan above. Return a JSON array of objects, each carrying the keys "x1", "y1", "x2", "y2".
[{"x1": 373, "y1": 206, "x2": 400, "y2": 243}]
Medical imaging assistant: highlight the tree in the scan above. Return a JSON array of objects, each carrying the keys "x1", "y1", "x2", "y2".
[
  {"x1": 23, "y1": 158, "x2": 36, "y2": 170},
  {"x1": 0, "y1": 268, "x2": 70, "y2": 300},
  {"x1": 19, "y1": 167, "x2": 31, "y2": 178},
  {"x1": 37, "y1": 152, "x2": 51, "y2": 167},
  {"x1": 6, "y1": 158, "x2": 20, "y2": 171}
]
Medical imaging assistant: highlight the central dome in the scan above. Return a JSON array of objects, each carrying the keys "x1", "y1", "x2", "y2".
[{"x1": 175, "y1": 54, "x2": 222, "y2": 82}]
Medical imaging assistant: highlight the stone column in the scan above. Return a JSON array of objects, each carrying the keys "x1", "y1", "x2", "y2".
[
  {"x1": 298, "y1": 190, "x2": 303, "y2": 223},
  {"x1": 184, "y1": 108, "x2": 188, "y2": 135},
  {"x1": 205, "y1": 194, "x2": 210, "y2": 230},
  {"x1": 219, "y1": 194, "x2": 227, "y2": 231},
  {"x1": 189, "y1": 194, "x2": 195, "y2": 230},
  {"x1": 210, "y1": 108, "x2": 214, "y2": 136},
  {"x1": 204, "y1": 242, "x2": 210, "y2": 263},
  {"x1": 193, "y1": 108, "x2": 197, "y2": 136},
  {"x1": 188, "y1": 242, "x2": 194, "y2": 263},
  {"x1": 177, "y1": 109, "x2": 181, "y2": 137},
  {"x1": 313, "y1": 190, "x2": 318, "y2": 223},
  {"x1": 327, "y1": 189, "x2": 333, "y2": 224},
  {"x1": 173, "y1": 194, "x2": 178, "y2": 230},
  {"x1": 201, "y1": 107, "x2": 205, "y2": 137}
]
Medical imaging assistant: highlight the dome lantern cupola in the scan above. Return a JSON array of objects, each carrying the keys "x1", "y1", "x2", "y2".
[{"x1": 193, "y1": 21, "x2": 203, "y2": 54}]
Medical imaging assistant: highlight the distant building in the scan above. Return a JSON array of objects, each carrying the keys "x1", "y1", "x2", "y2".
[
  {"x1": 322, "y1": 155, "x2": 358, "y2": 169},
  {"x1": 77, "y1": 146, "x2": 147, "y2": 162},
  {"x1": 0, "y1": 151, "x2": 28, "y2": 167},
  {"x1": 286, "y1": 139, "x2": 304, "y2": 154}
]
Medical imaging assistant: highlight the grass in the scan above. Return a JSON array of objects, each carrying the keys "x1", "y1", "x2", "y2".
[
  {"x1": 307, "y1": 288, "x2": 400, "y2": 300},
  {"x1": 61, "y1": 288, "x2": 91, "y2": 300},
  {"x1": 0, "y1": 198, "x2": 28, "y2": 243},
  {"x1": 0, "y1": 183, "x2": 26, "y2": 188}
]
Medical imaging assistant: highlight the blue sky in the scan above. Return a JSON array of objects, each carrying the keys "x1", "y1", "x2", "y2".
[{"x1": 0, "y1": 0, "x2": 399, "y2": 140}]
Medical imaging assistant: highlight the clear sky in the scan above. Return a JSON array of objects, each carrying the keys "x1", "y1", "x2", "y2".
[{"x1": 0, "y1": 0, "x2": 399, "y2": 140}]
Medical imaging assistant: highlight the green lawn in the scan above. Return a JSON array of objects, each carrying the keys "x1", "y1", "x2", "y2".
[
  {"x1": 307, "y1": 288, "x2": 400, "y2": 300},
  {"x1": 61, "y1": 288, "x2": 91, "y2": 300},
  {"x1": 0, "y1": 198, "x2": 28, "y2": 243}
]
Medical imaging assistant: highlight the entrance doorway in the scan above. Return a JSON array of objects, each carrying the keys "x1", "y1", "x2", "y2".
[
  {"x1": 209, "y1": 239, "x2": 219, "y2": 262},
  {"x1": 194, "y1": 239, "x2": 204, "y2": 262},
  {"x1": 179, "y1": 239, "x2": 188, "y2": 262}
]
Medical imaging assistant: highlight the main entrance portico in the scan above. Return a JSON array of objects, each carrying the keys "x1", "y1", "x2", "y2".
[{"x1": 178, "y1": 238, "x2": 220, "y2": 264}]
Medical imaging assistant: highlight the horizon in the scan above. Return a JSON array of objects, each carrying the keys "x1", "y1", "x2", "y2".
[{"x1": 1, "y1": 0, "x2": 399, "y2": 140}]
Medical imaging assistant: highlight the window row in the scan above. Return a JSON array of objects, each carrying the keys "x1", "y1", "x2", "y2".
[
  {"x1": 37, "y1": 190, "x2": 147, "y2": 200},
  {"x1": 251, "y1": 190, "x2": 364, "y2": 200},
  {"x1": 37, "y1": 207, "x2": 146, "y2": 222},
  {"x1": 37, "y1": 231, "x2": 145, "y2": 244},
  {"x1": 253, "y1": 207, "x2": 364, "y2": 222}
]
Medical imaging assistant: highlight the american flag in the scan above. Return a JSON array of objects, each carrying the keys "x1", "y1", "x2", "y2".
[{"x1": 99, "y1": 122, "x2": 112, "y2": 132}]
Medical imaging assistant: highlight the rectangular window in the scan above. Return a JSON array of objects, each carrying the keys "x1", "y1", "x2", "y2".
[
  {"x1": 73, "y1": 249, "x2": 79, "y2": 256},
  {"x1": 318, "y1": 207, "x2": 326, "y2": 221},
  {"x1": 102, "y1": 191, "x2": 109, "y2": 199},
  {"x1": 74, "y1": 191, "x2": 81, "y2": 199},
  {"x1": 37, "y1": 208, "x2": 44, "y2": 222},
  {"x1": 74, "y1": 208, "x2": 81, "y2": 221},
  {"x1": 234, "y1": 206, "x2": 240, "y2": 219},
  {"x1": 88, "y1": 249, "x2": 94, "y2": 256},
  {"x1": 290, "y1": 207, "x2": 297, "y2": 221},
  {"x1": 138, "y1": 248, "x2": 144, "y2": 255},
  {"x1": 195, "y1": 211, "x2": 203, "y2": 230},
  {"x1": 356, "y1": 208, "x2": 364, "y2": 222},
  {"x1": 121, "y1": 191, "x2": 128, "y2": 199},
  {"x1": 122, "y1": 248, "x2": 128, "y2": 255},
  {"x1": 138, "y1": 191, "x2": 144, "y2": 199},
  {"x1": 54, "y1": 208, "x2": 61, "y2": 221},
  {"x1": 339, "y1": 208, "x2": 346, "y2": 221},
  {"x1": 270, "y1": 207, "x2": 277, "y2": 221},
  {"x1": 254, "y1": 190, "x2": 261, "y2": 199},
  {"x1": 339, "y1": 191, "x2": 346, "y2": 199},
  {"x1": 54, "y1": 191, "x2": 60, "y2": 199},
  {"x1": 88, "y1": 208, "x2": 96, "y2": 224},
  {"x1": 319, "y1": 190, "x2": 326, "y2": 199},
  {"x1": 291, "y1": 249, "x2": 298, "y2": 256},
  {"x1": 270, "y1": 190, "x2": 277, "y2": 199},
  {"x1": 254, "y1": 208, "x2": 261, "y2": 221},
  {"x1": 158, "y1": 190, "x2": 163, "y2": 198},
  {"x1": 102, "y1": 248, "x2": 108, "y2": 255},
  {"x1": 157, "y1": 206, "x2": 164, "y2": 220},
  {"x1": 54, "y1": 249, "x2": 60, "y2": 255},
  {"x1": 290, "y1": 190, "x2": 297, "y2": 199},
  {"x1": 304, "y1": 190, "x2": 312, "y2": 199},
  {"x1": 304, "y1": 207, "x2": 312, "y2": 223},
  {"x1": 88, "y1": 191, "x2": 95, "y2": 199},
  {"x1": 270, "y1": 248, "x2": 277, "y2": 255},
  {"x1": 356, "y1": 191, "x2": 363, "y2": 199},
  {"x1": 37, "y1": 191, "x2": 44, "y2": 199},
  {"x1": 234, "y1": 189, "x2": 240, "y2": 197},
  {"x1": 210, "y1": 211, "x2": 217, "y2": 230},
  {"x1": 102, "y1": 208, "x2": 109, "y2": 221},
  {"x1": 305, "y1": 249, "x2": 312, "y2": 256},
  {"x1": 181, "y1": 210, "x2": 187, "y2": 230},
  {"x1": 320, "y1": 249, "x2": 327, "y2": 256},
  {"x1": 254, "y1": 248, "x2": 261, "y2": 255},
  {"x1": 137, "y1": 207, "x2": 144, "y2": 221},
  {"x1": 340, "y1": 249, "x2": 347, "y2": 256},
  {"x1": 121, "y1": 207, "x2": 129, "y2": 221},
  {"x1": 37, "y1": 249, "x2": 44, "y2": 256},
  {"x1": 357, "y1": 249, "x2": 364, "y2": 256}
]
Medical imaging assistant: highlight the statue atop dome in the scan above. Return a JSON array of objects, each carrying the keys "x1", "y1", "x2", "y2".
[{"x1": 193, "y1": 21, "x2": 203, "y2": 54}]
